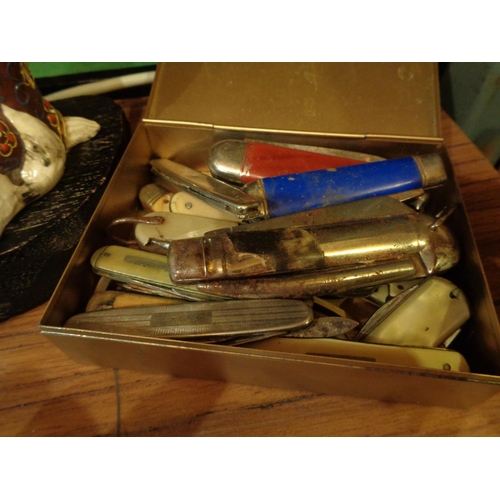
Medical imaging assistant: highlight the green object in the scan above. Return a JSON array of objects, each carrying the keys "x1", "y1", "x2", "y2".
[
  {"x1": 440, "y1": 62, "x2": 500, "y2": 167},
  {"x1": 28, "y1": 62, "x2": 156, "y2": 79}
]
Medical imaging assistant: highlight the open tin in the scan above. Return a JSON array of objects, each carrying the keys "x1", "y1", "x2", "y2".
[{"x1": 40, "y1": 63, "x2": 500, "y2": 407}]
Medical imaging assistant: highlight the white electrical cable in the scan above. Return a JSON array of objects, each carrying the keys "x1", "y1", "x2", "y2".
[{"x1": 44, "y1": 70, "x2": 156, "y2": 101}]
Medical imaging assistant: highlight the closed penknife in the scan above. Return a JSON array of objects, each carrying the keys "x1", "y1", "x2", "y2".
[
  {"x1": 193, "y1": 259, "x2": 428, "y2": 299},
  {"x1": 207, "y1": 140, "x2": 385, "y2": 184},
  {"x1": 167, "y1": 210, "x2": 459, "y2": 283},
  {"x1": 356, "y1": 277, "x2": 470, "y2": 347},
  {"x1": 170, "y1": 191, "x2": 243, "y2": 222},
  {"x1": 90, "y1": 245, "x2": 228, "y2": 301},
  {"x1": 65, "y1": 299, "x2": 314, "y2": 339},
  {"x1": 151, "y1": 158, "x2": 262, "y2": 219},
  {"x1": 244, "y1": 337, "x2": 470, "y2": 372},
  {"x1": 242, "y1": 154, "x2": 447, "y2": 218}
]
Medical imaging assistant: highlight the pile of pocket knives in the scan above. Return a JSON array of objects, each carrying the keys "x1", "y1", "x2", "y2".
[{"x1": 65, "y1": 140, "x2": 472, "y2": 372}]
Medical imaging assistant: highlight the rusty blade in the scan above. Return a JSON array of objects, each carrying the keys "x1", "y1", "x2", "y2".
[
  {"x1": 220, "y1": 316, "x2": 360, "y2": 346},
  {"x1": 285, "y1": 317, "x2": 359, "y2": 338}
]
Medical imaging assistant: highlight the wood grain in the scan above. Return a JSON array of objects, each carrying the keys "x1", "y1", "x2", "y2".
[{"x1": 2, "y1": 98, "x2": 500, "y2": 436}]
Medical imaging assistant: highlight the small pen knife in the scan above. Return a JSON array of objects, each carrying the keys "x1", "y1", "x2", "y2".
[
  {"x1": 90, "y1": 245, "x2": 227, "y2": 301},
  {"x1": 207, "y1": 140, "x2": 385, "y2": 184},
  {"x1": 245, "y1": 337, "x2": 470, "y2": 372},
  {"x1": 151, "y1": 158, "x2": 262, "y2": 219},
  {"x1": 65, "y1": 299, "x2": 314, "y2": 339},
  {"x1": 356, "y1": 277, "x2": 470, "y2": 347}
]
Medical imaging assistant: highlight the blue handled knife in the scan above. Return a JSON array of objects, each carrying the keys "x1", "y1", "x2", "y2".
[{"x1": 242, "y1": 154, "x2": 446, "y2": 218}]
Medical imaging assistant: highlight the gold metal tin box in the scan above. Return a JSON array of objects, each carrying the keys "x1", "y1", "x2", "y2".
[{"x1": 40, "y1": 63, "x2": 500, "y2": 407}]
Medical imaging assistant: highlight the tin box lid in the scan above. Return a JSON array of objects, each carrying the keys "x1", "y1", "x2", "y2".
[{"x1": 146, "y1": 63, "x2": 441, "y2": 141}]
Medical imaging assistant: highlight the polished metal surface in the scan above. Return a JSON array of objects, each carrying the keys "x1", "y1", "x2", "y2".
[
  {"x1": 415, "y1": 154, "x2": 448, "y2": 188},
  {"x1": 65, "y1": 299, "x2": 314, "y2": 339},
  {"x1": 151, "y1": 158, "x2": 262, "y2": 219},
  {"x1": 167, "y1": 212, "x2": 459, "y2": 284},
  {"x1": 207, "y1": 140, "x2": 247, "y2": 183}
]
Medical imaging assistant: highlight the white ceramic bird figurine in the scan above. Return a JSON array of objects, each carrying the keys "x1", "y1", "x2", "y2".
[{"x1": 0, "y1": 62, "x2": 100, "y2": 237}]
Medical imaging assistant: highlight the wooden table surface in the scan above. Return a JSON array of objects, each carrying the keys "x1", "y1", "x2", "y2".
[{"x1": 2, "y1": 97, "x2": 500, "y2": 437}]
